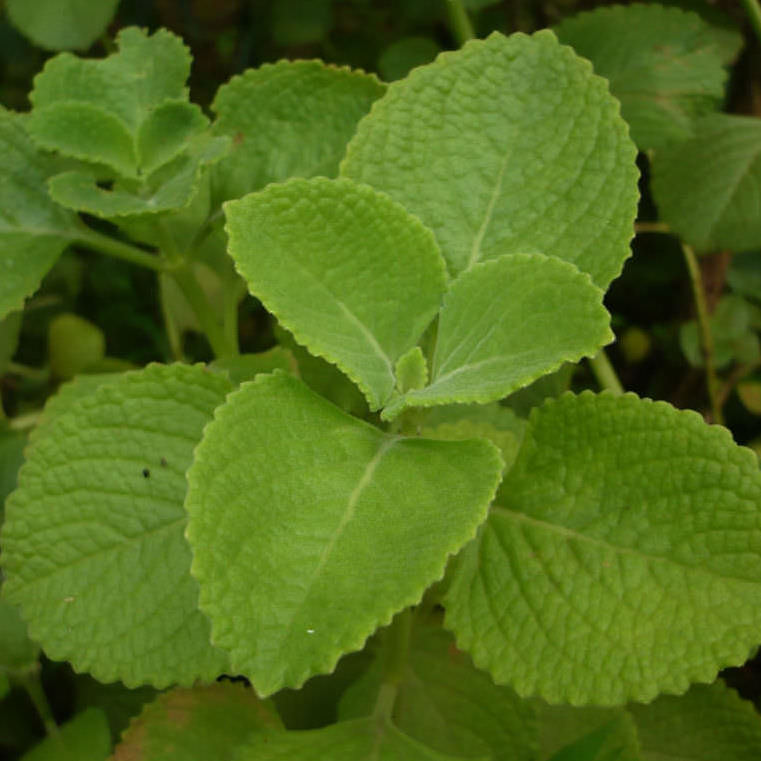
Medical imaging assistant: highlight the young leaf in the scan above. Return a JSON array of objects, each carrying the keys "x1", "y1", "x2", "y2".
[
  {"x1": 383, "y1": 254, "x2": 611, "y2": 419},
  {"x1": 21, "y1": 708, "x2": 110, "y2": 761},
  {"x1": 0, "y1": 108, "x2": 82, "y2": 320},
  {"x1": 111, "y1": 684, "x2": 282, "y2": 761},
  {"x1": 445, "y1": 391, "x2": 761, "y2": 705},
  {"x1": 341, "y1": 30, "x2": 638, "y2": 287},
  {"x1": 185, "y1": 372, "x2": 503, "y2": 696},
  {"x1": 1, "y1": 364, "x2": 232, "y2": 687},
  {"x1": 555, "y1": 4, "x2": 741, "y2": 151},
  {"x1": 651, "y1": 114, "x2": 761, "y2": 253},
  {"x1": 224, "y1": 177, "x2": 448, "y2": 410},
  {"x1": 211, "y1": 60, "x2": 385, "y2": 203}
]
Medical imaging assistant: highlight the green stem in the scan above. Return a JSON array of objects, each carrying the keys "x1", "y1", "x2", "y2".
[
  {"x1": 19, "y1": 672, "x2": 58, "y2": 737},
  {"x1": 741, "y1": 0, "x2": 761, "y2": 46},
  {"x1": 6, "y1": 361, "x2": 50, "y2": 383},
  {"x1": 634, "y1": 221, "x2": 671, "y2": 235},
  {"x1": 73, "y1": 229, "x2": 167, "y2": 272},
  {"x1": 682, "y1": 242, "x2": 723, "y2": 424},
  {"x1": 443, "y1": 0, "x2": 475, "y2": 45},
  {"x1": 589, "y1": 349, "x2": 624, "y2": 395},
  {"x1": 373, "y1": 608, "x2": 413, "y2": 721}
]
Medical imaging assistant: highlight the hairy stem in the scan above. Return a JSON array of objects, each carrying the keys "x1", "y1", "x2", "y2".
[
  {"x1": 589, "y1": 349, "x2": 624, "y2": 395},
  {"x1": 73, "y1": 229, "x2": 167, "y2": 272},
  {"x1": 741, "y1": 0, "x2": 761, "y2": 46},
  {"x1": 443, "y1": 0, "x2": 475, "y2": 45}
]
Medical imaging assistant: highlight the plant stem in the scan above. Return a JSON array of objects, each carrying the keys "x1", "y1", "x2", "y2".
[
  {"x1": 682, "y1": 242, "x2": 723, "y2": 424},
  {"x1": 443, "y1": 0, "x2": 475, "y2": 45},
  {"x1": 741, "y1": 0, "x2": 761, "y2": 46},
  {"x1": 634, "y1": 221, "x2": 671, "y2": 235},
  {"x1": 73, "y1": 229, "x2": 167, "y2": 272},
  {"x1": 373, "y1": 608, "x2": 413, "y2": 721},
  {"x1": 6, "y1": 361, "x2": 50, "y2": 383},
  {"x1": 589, "y1": 349, "x2": 624, "y2": 395},
  {"x1": 19, "y1": 672, "x2": 58, "y2": 737}
]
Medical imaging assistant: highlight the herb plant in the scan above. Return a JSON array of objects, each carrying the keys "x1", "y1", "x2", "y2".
[{"x1": 2, "y1": 2, "x2": 761, "y2": 759}]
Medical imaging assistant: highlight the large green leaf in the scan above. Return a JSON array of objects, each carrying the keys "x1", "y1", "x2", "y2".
[
  {"x1": 6, "y1": 0, "x2": 120, "y2": 51},
  {"x1": 1, "y1": 364, "x2": 232, "y2": 687},
  {"x1": 21, "y1": 708, "x2": 110, "y2": 761},
  {"x1": 224, "y1": 177, "x2": 447, "y2": 410},
  {"x1": 0, "y1": 108, "x2": 82, "y2": 320},
  {"x1": 445, "y1": 391, "x2": 761, "y2": 705},
  {"x1": 341, "y1": 30, "x2": 638, "y2": 287},
  {"x1": 382, "y1": 254, "x2": 611, "y2": 419},
  {"x1": 651, "y1": 114, "x2": 761, "y2": 253},
  {"x1": 555, "y1": 4, "x2": 741, "y2": 151},
  {"x1": 211, "y1": 60, "x2": 385, "y2": 203},
  {"x1": 111, "y1": 684, "x2": 282, "y2": 761},
  {"x1": 185, "y1": 372, "x2": 503, "y2": 696}
]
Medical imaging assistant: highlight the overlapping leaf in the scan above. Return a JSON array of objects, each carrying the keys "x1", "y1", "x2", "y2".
[
  {"x1": 211, "y1": 60, "x2": 385, "y2": 203},
  {"x1": 555, "y1": 4, "x2": 742, "y2": 151},
  {"x1": 341, "y1": 30, "x2": 638, "y2": 287},
  {"x1": 224, "y1": 177, "x2": 447, "y2": 410},
  {"x1": 185, "y1": 372, "x2": 503, "y2": 696},
  {"x1": 1, "y1": 364, "x2": 232, "y2": 687},
  {"x1": 445, "y1": 391, "x2": 761, "y2": 704}
]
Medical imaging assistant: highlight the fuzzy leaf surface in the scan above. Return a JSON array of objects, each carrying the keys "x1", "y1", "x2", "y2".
[
  {"x1": 652, "y1": 114, "x2": 761, "y2": 252},
  {"x1": 0, "y1": 108, "x2": 82, "y2": 319},
  {"x1": 111, "y1": 684, "x2": 281, "y2": 761},
  {"x1": 341, "y1": 30, "x2": 638, "y2": 286},
  {"x1": 224, "y1": 177, "x2": 447, "y2": 410},
  {"x1": 446, "y1": 391, "x2": 761, "y2": 704},
  {"x1": 1, "y1": 364, "x2": 232, "y2": 687},
  {"x1": 185, "y1": 372, "x2": 503, "y2": 696},
  {"x1": 383, "y1": 254, "x2": 611, "y2": 419},
  {"x1": 211, "y1": 60, "x2": 385, "y2": 202},
  {"x1": 555, "y1": 4, "x2": 740, "y2": 151}
]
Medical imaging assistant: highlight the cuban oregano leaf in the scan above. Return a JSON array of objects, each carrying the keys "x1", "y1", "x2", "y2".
[
  {"x1": 185, "y1": 372, "x2": 503, "y2": 696},
  {"x1": 224, "y1": 177, "x2": 447, "y2": 410},
  {"x1": 211, "y1": 60, "x2": 385, "y2": 203},
  {"x1": 111, "y1": 684, "x2": 282, "y2": 761},
  {"x1": 445, "y1": 391, "x2": 761, "y2": 705},
  {"x1": 21, "y1": 708, "x2": 110, "y2": 761},
  {"x1": 341, "y1": 30, "x2": 638, "y2": 287},
  {"x1": 555, "y1": 4, "x2": 741, "y2": 151},
  {"x1": 6, "y1": 0, "x2": 120, "y2": 51},
  {"x1": 651, "y1": 114, "x2": 761, "y2": 253},
  {"x1": 1, "y1": 364, "x2": 232, "y2": 687},
  {"x1": 382, "y1": 254, "x2": 611, "y2": 420},
  {"x1": 0, "y1": 108, "x2": 82, "y2": 320}
]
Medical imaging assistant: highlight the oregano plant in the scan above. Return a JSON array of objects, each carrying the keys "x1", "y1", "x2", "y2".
[{"x1": 2, "y1": 2, "x2": 761, "y2": 759}]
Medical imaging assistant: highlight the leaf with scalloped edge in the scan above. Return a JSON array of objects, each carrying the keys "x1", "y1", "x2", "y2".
[
  {"x1": 185, "y1": 372, "x2": 502, "y2": 696},
  {"x1": 0, "y1": 108, "x2": 82, "y2": 320},
  {"x1": 224, "y1": 177, "x2": 447, "y2": 411},
  {"x1": 211, "y1": 60, "x2": 385, "y2": 203},
  {"x1": 1, "y1": 364, "x2": 232, "y2": 688},
  {"x1": 445, "y1": 391, "x2": 761, "y2": 705},
  {"x1": 555, "y1": 4, "x2": 741, "y2": 151},
  {"x1": 111, "y1": 684, "x2": 282, "y2": 761},
  {"x1": 382, "y1": 254, "x2": 611, "y2": 420},
  {"x1": 341, "y1": 30, "x2": 638, "y2": 287}
]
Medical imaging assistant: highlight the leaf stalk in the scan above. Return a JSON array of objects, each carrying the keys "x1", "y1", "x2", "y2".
[{"x1": 443, "y1": 0, "x2": 475, "y2": 46}]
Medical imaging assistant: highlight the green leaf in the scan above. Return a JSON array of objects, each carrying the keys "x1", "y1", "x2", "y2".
[
  {"x1": 27, "y1": 28, "x2": 201, "y2": 178},
  {"x1": 211, "y1": 60, "x2": 385, "y2": 203},
  {"x1": 651, "y1": 114, "x2": 761, "y2": 252},
  {"x1": 111, "y1": 684, "x2": 281, "y2": 761},
  {"x1": 48, "y1": 313, "x2": 106, "y2": 380},
  {"x1": 445, "y1": 391, "x2": 761, "y2": 705},
  {"x1": 0, "y1": 599, "x2": 39, "y2": 673},
  {"x1": 554, "y1": 4, "x2": 740, "y2": 151},
  {"x1": 0, "y1": 108, "x2": 82, "y2": 320},
  {"x1": 233, "y1": 718, "x2": 485, "y2": 761},
  {"x1": 20, "y1": 708, "x2": 110, "y2": 761},
  {"x1": 224, "y1": 177, "x2": 448, "y2": 411},
  {"x1": 0, "y1": 428, "x2": 26, "y2": 521},
  {"x1": 339, "y1": 625, "x2": 539, "y2": 761},
  {"x1": 0, "y1": 310, "x2": 22, "y2": 374},
  {"x1": 383, "y1": 254, "x2": 611, "y2": 419},
  {"x1": 211, "y1": 348, "x2": 298, "y2": 386},
  {"x1": 378, "y1": 37, "x2": 441, "y2": 81},
  {"x1": 185, "y1": 372, "x2": 503, "y2": 696},
  {"x1": 629, "y1": 681, "x2": 761, "y2": 761},
  {"x1": 341, "y1": 30, "x2": 638, "y2": 287},
  {"x1": 546, "y1": 721, "x2": 630, "y2": 761},
  {"x1": 1, "y1": 364, "x2": 232, "y2": 687}
]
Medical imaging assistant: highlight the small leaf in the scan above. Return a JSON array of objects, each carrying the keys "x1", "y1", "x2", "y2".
[
  {"x1": 224, "y1": 177, "x2": 447, "y2": 410},
  {"x1": 185, "y1": 372, "x2": 503, "y2": 696},
  {"x1": 211, "y1": 349, "x2": 298, "y2": 386},
  {"x1": 341, "y1": 30, "x2": 638, "y2": 287},
  {"x1": 445, "y1": 391, "x2": 761, "y2": 704},
  {"x1": 48, "y1": 313, "x2": 106, "y2": 380},
  {"x1": 21, "y1": 708, "x2": 110, "y2": 761},
  {"x1": 111, "y1": 684, "x2": 281, "y2": 761},
  {"x1": 383, "y1": 254, "x2": 611, "y2": 419},
  {"x1": 555, "y1": 4, "x2": 741, "y2": 151},
  {"x1": 211, "y1": 60, "x2": 385, "y2": 203},
  {"x1": 2, "y1": 364, "x2": 232, "y2": 687},
  {"x1": 395, "y1": 346, "x2": 428, "y2": 393},
  {"x1": 652, "y1": 114, "x2": 761, "y2": 252}
]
